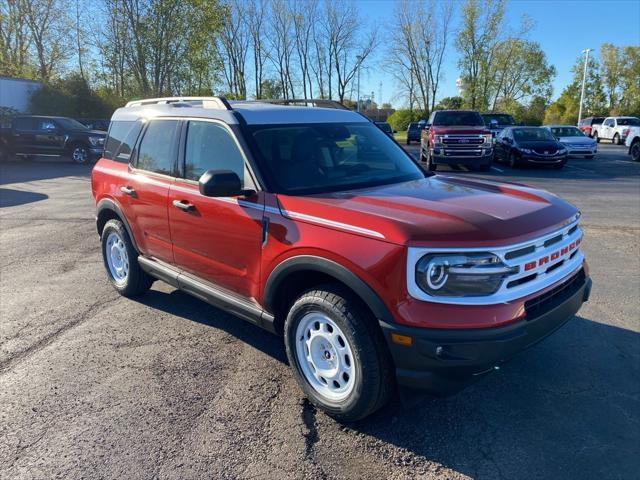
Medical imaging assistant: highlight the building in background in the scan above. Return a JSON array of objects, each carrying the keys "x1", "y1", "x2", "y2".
[{"x1": 0, "y1": 77, "x2": 42, "y2": 113}]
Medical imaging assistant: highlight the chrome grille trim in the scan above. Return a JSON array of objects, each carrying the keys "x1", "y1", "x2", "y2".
[{"x1": 406, "y1": 215, "x2": 584, "y2": 305}]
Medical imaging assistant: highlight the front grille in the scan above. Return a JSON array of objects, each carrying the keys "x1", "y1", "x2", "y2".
[
  {"x1": 533, "y1": 147, "x2": 559, "y2": 155},
  {"x1": 443, "y1": 136, "x2": 484, "y2": 146},
  {"x1": 524, "y1": 269, "x2": 585, "y2": 319}
]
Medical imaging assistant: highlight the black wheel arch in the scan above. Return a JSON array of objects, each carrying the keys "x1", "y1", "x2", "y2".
[
  {"x1": 96, "y1": 199, "x2": 140, "y2": 252},
  {"x1": 263, "y1": 255, "x2": 394, "y2": 333}
]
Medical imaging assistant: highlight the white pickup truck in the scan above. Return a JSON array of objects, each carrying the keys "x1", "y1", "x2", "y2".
[
  {"x1": 624, "y1": 126, "x2": 640, "y2": 162},
  {"x1": 591, "y1": 116, "x2": 640, "y2": 145}
]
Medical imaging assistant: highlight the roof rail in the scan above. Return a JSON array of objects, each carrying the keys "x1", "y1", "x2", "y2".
[
  {"x1": 243, "y1": 99, "x2": 351, "y2": 111},
  {"x1": 124, "y1": 96, "x2": 232, "y2": 110}
]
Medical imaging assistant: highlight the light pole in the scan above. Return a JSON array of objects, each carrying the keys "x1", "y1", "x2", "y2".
[
  {"x1": 578, "y1": 48, "x2": 592, "y2": 125},
  {"x1": 356, "y1": 55, "x2": 362, "y2": 111}
]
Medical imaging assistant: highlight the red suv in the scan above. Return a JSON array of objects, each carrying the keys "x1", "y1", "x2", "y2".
[
  {"x1": 420, "y1": 109, "x2": 494, "y2": 171},
  {"x1": 92, "y1": 97, "x2": 591, "y2": 421}
]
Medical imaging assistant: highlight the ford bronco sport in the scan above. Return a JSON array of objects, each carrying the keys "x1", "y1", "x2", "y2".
[{"x1": 92, "y1": 97, "x2": 591, "y2": 421}]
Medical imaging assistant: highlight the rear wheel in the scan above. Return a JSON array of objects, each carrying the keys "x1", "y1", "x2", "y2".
[
  {"x1": 631, "y1": 141, "x2": 640, "y2": 162},
  {"x1": 613, "y1": 133, "x2": 620, "y2": 145},
  {"x1": 284, "y1": 285, "x2": 394, "y2": 422},
  {"x1": 593, "y1": 131, "x2": 600, "y2": 143},
  {"x1": 101, "y1": 219, "x2": 153, "y2": 297}
]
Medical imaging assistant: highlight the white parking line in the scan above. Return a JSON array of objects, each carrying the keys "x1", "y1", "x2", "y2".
[{"x1": 491, "y1": 166, "x2": 504, "y2": 173}]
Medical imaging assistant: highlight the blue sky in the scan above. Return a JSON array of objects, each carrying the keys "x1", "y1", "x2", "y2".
[{"x1": 357, "y1": 0, "x2": 640, "y2": 107}]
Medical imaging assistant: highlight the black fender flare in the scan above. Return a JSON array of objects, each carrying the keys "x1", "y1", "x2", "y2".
[
  {"x1": 263, "y1": 255, "x2": 394, "y2": 324},
  {"x1": 96, "y1": 198, "x2": 140, "y2": 252}
]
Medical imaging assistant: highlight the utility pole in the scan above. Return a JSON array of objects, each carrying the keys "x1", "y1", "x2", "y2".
[
  {"x1": 356, "y1": 55, "x2": 362, "y2": 112},
  {"x1": 578, "y1": 48, "x2": 592, "y2": 125}
]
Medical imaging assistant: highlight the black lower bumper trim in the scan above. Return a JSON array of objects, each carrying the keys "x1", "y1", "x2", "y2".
[{"x1": 381, "y1": 274, "x2": 592, "y2": 396}]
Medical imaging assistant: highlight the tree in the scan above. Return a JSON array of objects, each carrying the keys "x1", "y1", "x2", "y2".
[
  {"x1": 386, "y1": 0, "x2": 453, "y2": 114},
  {"x1": 455, "y1": 0, "x2": 507, "y2": 110},
  {"x1": 292, "y1": 0, "x2": 317, "y2": 99},
  {"x1": 29, "y1": 73, "x2": 112, "y2": 117},
  {"x1": 217, "y1": 0, "x2": 249, "y2": 99},
  {"x1": 247, "y1": 0, "x2": 267, "y2": 99},
  {"x1": 0, "y1": 0, "x2": 37, "y2": 78},
  {"x1": 489, "y1": 39, "x2": 555, "y2": 109},
  {"x1": 268, "y1": 0, "x2": 296, "y2": 99},
  {"x1": 599, "y1": 43, "x2": 622, "y2": 110},
  {"x1": 387, "y1": 109, "x2": 427, "y2": 131},
  {"x1": 435, "y1": 96, "x2": 464, "y2": 110},
  {"x1": 619, "y1": 46, "x2": 640, "y2": 115}
]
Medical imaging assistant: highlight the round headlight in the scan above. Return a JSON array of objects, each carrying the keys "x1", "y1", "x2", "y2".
[{"x1": 425, "y1": 258, "x2": 449, "y2": 290}]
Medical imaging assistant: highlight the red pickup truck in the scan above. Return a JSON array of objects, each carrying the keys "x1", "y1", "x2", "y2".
[
  {"x1": 92, "y1": 97, "x2": 591, "y2": 421},
  {"x1": 420, "y1": 109, "x2": 494, "y2": 171}
]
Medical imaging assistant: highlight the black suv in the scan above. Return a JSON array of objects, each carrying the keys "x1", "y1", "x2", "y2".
[
  {"x1": 406, "y1": 122, "x2": 421, "y2": 144},
  {"x1": 0, "y1": 116, "x2": 106, "y2": 163}
]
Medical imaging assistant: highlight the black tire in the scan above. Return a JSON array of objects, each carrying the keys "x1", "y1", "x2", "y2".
[
  {"x1": 70, "y1": 143, "x2": 91, "y2": 164},
  {"x1": 422, "y1": 145, "x2": 436, "y2": 171},
  {"x1": 631, "y1": 141, "x2": 640, "y2": 162},
  {"x1": 406, "y1": 138, "x2": 410, "y2": 145},
  {"x1": 101, "y1": 219, "x2": 154, "y2": 297},
  {"x1": 593, "y1": 131, "x2": 600, "y2": 143},
  {"x1": 478, "y1": 163, "x2": 491, "y2": 171},
  {"x1": 284, "y1": 284, "x2": 394, "y2": 422},
  {"x1": 554, "y1": 160, "x2": 566, "y2": 170},
  {"x1": 613, "y1": 133, "x2": 620, "y2": 145},
  {"x1": 508, "y1": 151, "x2": 519, "y2": 169}
]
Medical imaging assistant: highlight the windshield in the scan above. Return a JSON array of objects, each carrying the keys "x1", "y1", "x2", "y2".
[
  {"x1": 433, "y1": 111, "x2": 484, "y2": 126},
  {"x1": 551, "y1": 127, "x2": 584, "y2": 137},
  {"x1": 513, "y1": 128, "x2": 556, "y2": 142},
  {"x1": 56, "y1": 117, "x2": 89, "y2": 130},
  {"x1": 250, "y1": 122, "x2": 424, "y2": 194},
  {"x1": 482, "y1": 114, "x2": 515, "y2": 126},
  {"x1": 617, "y1": 117, "x2": 640, "y2": 126}
]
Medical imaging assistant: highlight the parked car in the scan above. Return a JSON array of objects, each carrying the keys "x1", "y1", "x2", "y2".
[
  {"x1": 76, "y1": 118, "x2": 110, "y2": 131},
  {"x1": 0, "y1": 115, "x2": 105, "y2": 163},
  {"x1": 419, "y1": 110, "x2": 493, "y2": 171},
  {"x1": 543, "y1": 125, "x2": 597, "y2": 158},
  {"x1": 481, "y1": 112, "x2": 517, "y2": 138},
  {"x1": 624, "y1": 125, "x2": 640, "y2": 162},
  {"x1": 92, "y1": 96, "x2": 590, "y2": 421},
  {"x1": 406, "y1": 122, "x2": 421, "y2": 144},
  {"x1": 494, "y1": 126, "x2": 568, "y2": 169},
  {"x1": 375, "y1": 121, "x2": 394, "y2": 137},
  {"x1": 577, "y1": 116, "x2": 605, "y2": 137},
  {"x1": 591, "y1": 116, "x2": 640, "y2": 144}
]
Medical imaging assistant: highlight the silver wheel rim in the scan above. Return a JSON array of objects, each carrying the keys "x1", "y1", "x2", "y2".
[
  {"x1": 105, "y1": 231, "x2": 129, "y2": 285},
  {"x1": 295, "y1": 312, "x2": 356, "y2": 402},
  {"x1": 632, "y1": 144, "x2": 640, "y2": 161},
  {"x1": 72, "y1": 147, "x2": 88, "y2": 163}
]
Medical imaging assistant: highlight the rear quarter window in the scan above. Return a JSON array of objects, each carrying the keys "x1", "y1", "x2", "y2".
[{"x1": 104, "y1": 120, "x2": 143, "y2": 162}]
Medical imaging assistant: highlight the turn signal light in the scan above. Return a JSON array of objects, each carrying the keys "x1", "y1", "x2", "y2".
[{"x1": 391, "y1": 333, "x2": 413, "y2": 346}]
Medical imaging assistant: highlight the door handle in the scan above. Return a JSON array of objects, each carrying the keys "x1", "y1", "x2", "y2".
[
  {"x1": 120, "y1": 186, "x2": 136, "y2": 196},
  {"x1": 172, "y1": 199, "x2": 196, "y2": 212}
]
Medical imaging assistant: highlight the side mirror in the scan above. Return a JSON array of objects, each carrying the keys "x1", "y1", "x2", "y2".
[{"x1": 199, "y1": 170, "x2": 248, "y2": 197}]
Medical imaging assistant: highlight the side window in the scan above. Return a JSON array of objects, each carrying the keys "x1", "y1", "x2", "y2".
[
  {"x1": 184, "y1": 121, "x2": 246, "y2": 185},
  {"x1": 104, "y1": 120, "x2": 143, "y2": 162},
  {"x1": 605, "y1": 119, "x2": 614, "y2": 127},
  {"x1": 136, "y1": 119, "x2": 179, "y2": 175},
  {"x1": 14, "y1": 118, "x2": 35, "y2": 130},
  {"x1": 37, "y1": 120, "x2": 56, "y2": 131}
]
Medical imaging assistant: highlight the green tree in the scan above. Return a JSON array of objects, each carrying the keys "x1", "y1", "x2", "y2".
[
  {"x1": 29, "y1": 74, "x2": 113, "y2": 117},
  {"x1": 435, "y1": 96, "x2": 464, "y2": 110},
  {"x1": 387, "y1": 109, "x2": 427, "y2": 131},
  {"x1": 599, "y1": 43, "x2": 622, "y2": 110},
  {"x1": 619, "y1": 46, "x2": 640, "y2": 115}
]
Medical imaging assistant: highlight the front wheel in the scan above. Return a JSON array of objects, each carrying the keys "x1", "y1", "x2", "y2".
[
  {"x1": 70, "y1": 144, "x2": 91, "y2": 164},
  {"x1": 508, "y1": 152, "x2": 520, "y2": 169},
  {"x1": 284, "y1": 285, "x2": 394, "y2": 422},
  {"x1": 631, "y1": 141, "x2": 640, "y2": 162}
]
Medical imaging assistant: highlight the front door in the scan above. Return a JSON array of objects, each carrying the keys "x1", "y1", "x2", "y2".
[{"x1": 168, "y1": 119, "x2": 264, "y2": 301}]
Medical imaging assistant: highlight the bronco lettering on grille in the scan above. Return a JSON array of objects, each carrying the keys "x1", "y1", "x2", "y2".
[{"x1": 523, "y1": 237, "x2": 582, "y2": 271}]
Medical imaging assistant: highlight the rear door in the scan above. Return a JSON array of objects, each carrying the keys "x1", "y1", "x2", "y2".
[
  {"x1": 122, "y1": 118, "x2": 180, "y2": 263},
  {"x1": 168, "y1": 119, "x2": 264, "y2": 300},
  {"x1": 11, "y1": 117, "x2": 37, "y2": 154}
]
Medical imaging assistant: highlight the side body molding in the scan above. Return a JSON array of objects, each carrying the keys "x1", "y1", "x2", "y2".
[{"x1": 263, "y1": 255, "x2": 394, "y2": 324}]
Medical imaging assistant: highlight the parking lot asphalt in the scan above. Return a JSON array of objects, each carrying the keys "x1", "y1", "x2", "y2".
[{"x1": 1, "y1": 144, "x2": 638, "y2": 479}]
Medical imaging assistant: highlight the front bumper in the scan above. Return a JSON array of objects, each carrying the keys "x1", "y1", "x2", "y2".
[
  {"x1": 520, "y1": 152, "x2": 567, "y2": 165},
  {"x1": 430, "y1": 148, "x2": 493, "y2": 166},
  {"x1": 380, "y1": 270, "x2": 591, "y2": 396}
]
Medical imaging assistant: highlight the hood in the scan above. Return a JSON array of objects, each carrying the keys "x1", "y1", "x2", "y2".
[
  {"x1": 558, "y1": 136, "x2": 595, "y2": 144},
  {"x1": 430, "y1": 125, "x2": 490, "y2": 135},
  {"x1": 515, "y1": 140, "x2": 561, "y2": 150},
  {"x1": 276, "y1": 176, "x2": 578, "y2": 247}
]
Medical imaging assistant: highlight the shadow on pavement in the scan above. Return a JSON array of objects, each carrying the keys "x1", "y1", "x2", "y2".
[
  {"x1": 132, "y1": 284, "x2": 640, "y2": 478},
  {"x1": 0, "y1": 188, "x2": 49, "y2": 207}
]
